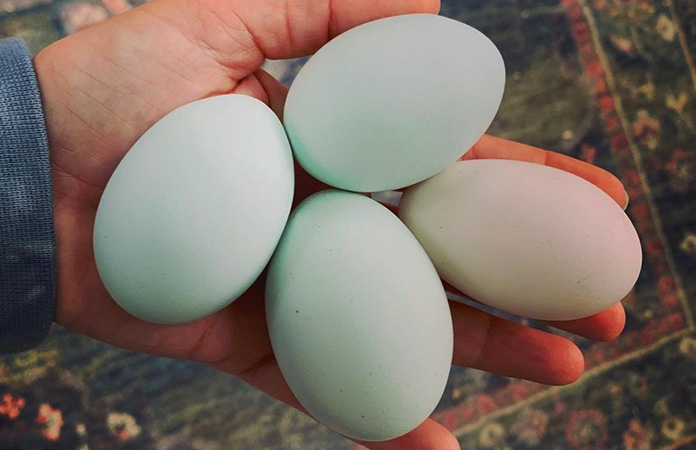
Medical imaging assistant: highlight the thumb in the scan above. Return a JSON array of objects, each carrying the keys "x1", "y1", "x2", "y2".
[
  {"x1": 36, "y1": 0, "x2": 440, "y2": 186},
  {"x1": 174, "y1": 0, "x2": 441, "y2": 69},
  {"x1": 234, "y1": 69, "x2": 290, "y2": 120}
]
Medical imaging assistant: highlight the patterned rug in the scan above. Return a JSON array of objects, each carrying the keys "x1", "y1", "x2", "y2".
[{"x1": 1, "y1": 0, "x2": 696, "y2": 449}]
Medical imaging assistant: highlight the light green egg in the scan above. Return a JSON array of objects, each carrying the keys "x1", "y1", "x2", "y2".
[
  {"x1": 266, "y1": 190, "x2": 453, "y2": 441},
  {"x1": 94, "y1": 95, "x2": 294, "y2": 324},
  {"x1": 284, "y1": 14, "x2": 505, "y2": 192}
]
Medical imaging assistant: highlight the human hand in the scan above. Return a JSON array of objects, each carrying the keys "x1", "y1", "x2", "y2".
[{"x1": 34, "y1": 0, "x2": 628, "y2": 447}]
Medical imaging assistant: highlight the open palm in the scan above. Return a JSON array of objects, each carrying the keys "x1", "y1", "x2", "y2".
[{"x1": 34, "y1": 0, "x2": 628, "y2": 448}]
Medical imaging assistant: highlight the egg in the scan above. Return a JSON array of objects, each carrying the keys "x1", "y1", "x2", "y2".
[
  {"x1": 284, "y1": 14, "x2": 505, "y2": 192},
  {"x1": 94, "y1": 95, "x2": 294, "y2": 324},
  {"x1": 399, "y1": 160, "x2": 642, "y2": 321},
  {"x1": 266, "y1": 190, "x2": 453, "y2": 441}
]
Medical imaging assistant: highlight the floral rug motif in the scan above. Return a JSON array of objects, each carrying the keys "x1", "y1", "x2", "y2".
[{"x1": 1, "y1": 0, "x2": 696, "y2": 449}]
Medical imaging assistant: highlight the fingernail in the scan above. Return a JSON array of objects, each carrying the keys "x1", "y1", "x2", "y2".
[{"x1": 623, "y1": 189, "x2": 629, "y2": 211}]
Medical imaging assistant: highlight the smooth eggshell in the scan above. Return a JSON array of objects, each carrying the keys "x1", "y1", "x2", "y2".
[
  {"x1": 266, "y1": 190, "x2": 453, "y2": 441},
  {"x1": 284, "y1": 14, "x2": 505, "y2": 192},
  {"x1": 399, "y1": 160, "x2": 642, "y2": 321},
  {"x1": 94, "y1": 95, "x2": 294, "y2": 324}
]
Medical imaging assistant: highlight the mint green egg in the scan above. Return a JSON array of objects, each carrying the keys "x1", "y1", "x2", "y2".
[
  {"x1": 94, "y1": 95, "x2": 294, "y2": 324},
  {"x1": 266, "y1": 190, "x2": 453, "y2": 441},
  {"x1": 284, "y1": 14, "x2": 505, "y2": 192}
]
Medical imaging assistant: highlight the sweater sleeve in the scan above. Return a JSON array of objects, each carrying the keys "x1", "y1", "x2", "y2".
[{"x1": 0, "y1": 38, "x2": 56, "y2": 354}]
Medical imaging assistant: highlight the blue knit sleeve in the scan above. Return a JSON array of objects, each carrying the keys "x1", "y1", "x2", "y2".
[{"x1": 0, "y1": 38, "x2": 56, "y2": 354}]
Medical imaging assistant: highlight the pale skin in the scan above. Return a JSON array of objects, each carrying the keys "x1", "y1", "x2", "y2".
[{"x1": 32, "y1": 0, "x2": 628, "y2": 448}]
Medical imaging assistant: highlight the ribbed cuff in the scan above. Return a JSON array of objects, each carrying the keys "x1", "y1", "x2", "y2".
[{"x1": 0, "y1": 38, "x2": 56, "y2": 354}]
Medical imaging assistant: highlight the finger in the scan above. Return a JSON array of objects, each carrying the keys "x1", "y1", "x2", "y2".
[
  {"x1": 462, "y1": 134, "x2": 628, "y2": 208},
  {"x1": 234, "y1": 355, "x2": 460, "y2": 450},
  {"x1": 229, "y1": 71, "x2": 271, "y2": 104},
  {"x1": 254, "y1": 69, "x2": 289, "y2": 120},
  {"x1": 240, "y1": 0, "x2": 441, "y2": 60},
  {"x1": 162, "y1": 0, "x2": 440, "y2": 79},
  {"x1": 450, "y1": 301, "x2": 585, "y2": 385},
  {"x1": 445, "y1": 281, "x2": 626, "y2": 341},
  {"x1": 546, "y1": 152, "x2": 628, "y2": 209},
  {"x1": 356, "y1": 419, "x2": 461, "y2": 450},
  {"x1": 545, "y1": 302, "x2": 626, "y2": 342},
  {"x1": 219, "y1": 296, "x2": 582, "y2": 442},
  {"x1": 231, "y1": 68, "x2": 289, "y2": 117},
  {"x1": 234, "y1": 297, "x2": 585, "y2": 420}
]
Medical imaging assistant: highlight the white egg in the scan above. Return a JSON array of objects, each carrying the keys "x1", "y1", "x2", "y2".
[
  {"x1": 399, "y1": 160, "x2": 642, "y2": 321},
  {"x1": 284, "y1": 14, "x2": 505, "y2": 192},
  {"x1": 266, "y1": 190, "x2": 453, "y2": 441},
  {"x1": 94, "y1": 95, "x2": 294, "y2": 324}
]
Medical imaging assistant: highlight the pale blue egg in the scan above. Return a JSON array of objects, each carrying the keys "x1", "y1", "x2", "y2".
[
  {"x1": 266, "y1": 190, "x2": 453, "y2": 441},
  {"x1": 284, "y1": 14, "x2": 505, "y2": 192},
  {"x1": 94, "y1": 95, "x2": 294, "y2": 324}
]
